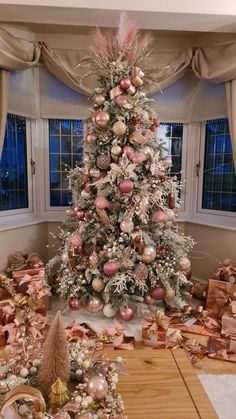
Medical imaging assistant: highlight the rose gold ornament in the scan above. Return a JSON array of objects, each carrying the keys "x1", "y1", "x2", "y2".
[
  {"x1": 131, "y1": 75, "x2": 143, "y2": 87},
  {"x1": 69, "y1": 297, "x2": 81, "y2": 310},
  {"x1": 103, "y1": 261, "x2": 118, "y2": 277},
  {"x1": 134, "y1": 263, "x2": 149, "y2": 280},
  {"x1": 151, "y1": 287, "x2": 165, "y2": 300},
  {"x1": 164, "y1": 287, "x2": 175, "y2": 302},
  {"x1": 90, "y1": 168, "x2": 101, "y2": 178},
  {"x1": 152, "y1": 210, "x2": 169, "y2": 223},
  {"x1": 111, "y1": 145, "x2": 122, "y2": 156},
  {"x1": 118, "y1": 179, "x2": 134, "y2": 194},
  {"x1": 120, "y1": 219, "x2": 134, "y2": 233},
  {"x1": 94, "y1": 111, "x2": 110, "y2": 128},
  {"x1": 119, "y1": 77, "x2": 131, "y2": 90},
  {"x1": 95, "y1": 195, "x2": 109, "y2": 209},
  {"x1": 87, "y1": 375, "x2": 108, "y2": 400},
  {"x1": 86, "y1": 296, "x2": 103, "y2": 312},
  {"x1": 92, "y1": 277, "x2": 104, "y2": 292},
  {"x1": 144, "y1": 295, "x2": 155, "y2": 305},
  {"x1": 96, "y1": 154, "x2": 111, "y2": 170},
  {"x1": 112, "y1": 121, "x2": 127, "y2": 137},
  {"x1": 119, "y1": 307, "x2": 134, "y2": 321},
  {"x1": 141, "y1": 245, "x2": 156, "y2": 263},
  {"x1": 123, "y1": 145, "x2": 134, "y2": 159},
  {"x1": 69, "y1": 234, "x2": 83, "y2": 249},
  {"x1": 115, "y1": 95, "x2": 128, "y2": 107},
  {"x1": 95, "y1": 94, "x2": 105, "y2": 106},
  {"x1": 131, "y1": 152, "x2": 146, "y2": 164},
  {"x1": 76, "y1": 210, "x2": 85, "y2": 219},
  {"x1": 179, "y1": 256, "x2": 191, "y2": 272},
  {"x1": 86, "y1": 133, "x2": 97, "y2": 142},
  {"x1": 126, "y1": 84, "x2": 136, "y2": 95}
]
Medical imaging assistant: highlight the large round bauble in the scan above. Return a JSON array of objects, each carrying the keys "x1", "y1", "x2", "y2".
[
  {"x1": 86, "y1": 296, "x2": 103, "y2": 313},
  {"x1": 86, "y1": 133, "x2": 97, "y2": 142},
  {"x1": 120, "y1": 219, "x2": 134, "y2": 233},
  {"x1": 152, "y1": 210, "x2": 169, "y2": 223},
  {"x1": 164, "y1": 287, "x2": 175, "y2": 302},
  {"x1": 95, "y1": 196, "x2": 109, "y2": 210},
  {"x1": 141, "y1": 246, "x2": 156, "y2": 263},
  {"x1": 96, "y1": 154, "x2": 111, "y2": 170},
  {"x1": 76, "y1": 210, "x2": 85, "y2": 219},
  {"x1": 95, "y1": 94, "x2": 105, "y2": 106},
  {"x1": 151, "y1": 287, "x2": 165, "y2": 301},
  {"x1": 123, "y1": 145, "x2": 134, "y2": 158},
  {"x1": 94, "y1": 111, "x2": 110, "y2": 128},
  {"x1": 179, "y1": 256, "x2": 191, "y2": 272},
  {"x1": 103, "y1": 303, "x2": 117, "y2": 318},
  {"x1": 115, "y1": 95, "x2": 128, "y2": 107},
  {"x1": 92, "y1": 278, "x2": 104, "y2": 293},
  {"x1": 103, "y1": 261, "x2": 118, "y2": 277},
  {"x1": 112, "y1": 121, "x2": 127, "y2": 137},
  {"x1": 118, "y1": 179, "x2": 134, "y2": 194},
  {"x1": 119, "y1": 77, "x2": 131, "y2": 90},
  {"x1": 119, "y1": 307, "x2": 134, "y2": 321},
  {"x1": 134, "y1": 263, "x2": 149, "y2": 280},
  {"x1": 70, "y1": 234, "x2": 83, "y2": 249},
  {"x1": 144, "y1": 295, "x2": 156, "y2": 305},
  {"x1": 69, "y1": 297, "x2": 81, "y2": 310},
  {"x1": 111, "y1": 145, "x2": 122, "y2": 156},
  {"x1": 87, "y1": 375, "x2": 108, "y2": 400}
]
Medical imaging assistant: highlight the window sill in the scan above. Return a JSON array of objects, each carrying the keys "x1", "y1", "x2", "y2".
[
  {"x1": 0, "y1": 215, "x2": 47, "y2": 232},
  {"x1": 185, "y1": 216, "x2": 236, "y2": 232}
]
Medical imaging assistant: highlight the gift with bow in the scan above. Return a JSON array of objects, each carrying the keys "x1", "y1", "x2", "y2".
[
  {"x1": 215, "y1": 259, "x2": 236, "y2": 283},
  {"x1": 8, "y1": 251, "x2": 44, "y2": 272},
  {"x1": 171, "y1": 307, "x2": 221, "y2": 338},
  {"x1": 206, "y1": 279, "x2": 236, "y2": 317},
  {"x1": 208, "y1": 337, "x2": 236, "y2": 363},
  {"x1": 142, "y1": 310, "x2": 170, "y2": 342},
  {"x1": 98, "y1": 324, "x2": 135, "y2": 350},
  {"x1": 65, "y1": 322, "x2": 96, "y2": 342}
]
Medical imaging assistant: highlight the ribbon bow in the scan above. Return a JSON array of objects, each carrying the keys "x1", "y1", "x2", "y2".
[
  {"x1": 214, "y1": 285, "x2": 236, "y2": 308},
  {"x1": 143, "y1": 310, "x2": 170, "y2": 333},
  {"x1": 99, "y1": 325, "x2": 134, "y2": 350},
  {"x1": 215, "y1": 259, "x2": 236, "y2": 282},
  {"x1": 65, "y1": 322, "x2": 91, "y2": 341},
  {"x1": 7, "y1": 251, "x2": 43, "y2": 271}
]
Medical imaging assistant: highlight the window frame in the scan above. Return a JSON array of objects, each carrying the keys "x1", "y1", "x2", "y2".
[{"x1": 0, "y1": 116, "x2": 34, "y2": 218}]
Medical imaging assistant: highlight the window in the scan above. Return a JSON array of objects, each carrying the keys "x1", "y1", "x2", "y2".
[
  {"x1": 158, "y1": 122, "x2": 183, "y2": 183},
  {"x1": 49, "y1": 119, "x2": 84, "y2": 207},
  {"x1": 202, "y1": 118, "x2": 236, "y2": 212},
  {"x1": 0, "y1": 114, "x2": 28, "y2": 212}
]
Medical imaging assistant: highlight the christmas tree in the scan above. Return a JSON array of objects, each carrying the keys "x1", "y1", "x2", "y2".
[{"x1": 49, "y1": 14, "x2": 194, "y2": 320}]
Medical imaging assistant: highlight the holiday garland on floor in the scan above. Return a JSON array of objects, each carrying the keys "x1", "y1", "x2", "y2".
[{"x1": 48, "y1": 14, "x2": 195, "y2": 319}]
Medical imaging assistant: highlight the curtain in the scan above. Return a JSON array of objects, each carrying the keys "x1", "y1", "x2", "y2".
[
  {"x1": 226, "y1": 81, "x2": 236, "y2": 168},
  {"x1": 0, "y1": 69, "x2": 8, "y2": 156}
]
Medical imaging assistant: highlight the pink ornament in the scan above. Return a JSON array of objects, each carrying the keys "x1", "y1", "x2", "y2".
[
  {"x1": 83, "y1": 153, "x2": 90, "y2": 162},
  {"x1": 103, "y1": 261, "x2": 118, "y2": 277},
  {"x1": 70, "y1": 234, "x2": 82, "y2": 249},
  {"x1": 120, "y1": 219, "x2": 134, "y2": 233},
  {"x1": 131, "y1": 152, "x2": 146, "y2": 164},
  {"x1": 95, "y1": 195, "x2": 109, "y2": 209},
  {"x1": 115, "y1": 95, "x2": 128, "y2": 107},
  {"x1": 119, "y1": 307, "x2": 134, "y2": 321},
  {"x1": 94, "y1": 111, "x2": 110, "y2": 128},
  {"x1": 76, "y1": 210, "x2": 85, "y2": 219},
  {"x1": 123, "y1": 145, "x2": 134, "y2": 159},
  {"x1": 152, "y1": 210, "x2": 169, "y2": 223},
  {"x1": 179, "y1": 256, "x2": 191, "y2": 272},
  {"x1": 69, "y1": 297, "x2": 81, "y2": 310},
  {"x1": 86, "y1": 133, "x2": 96, "y2": 142},
  {"x1": 151, "y1": 287, "x2": 165, "y2": 301},
  {"x1": 87, "y1": 375, "x2": 108, "y2": 400},
  {"x1": 119, "y1": 77, "x2": 131, "y2": 90},
  {"x1": 118, "y1": 179, "x2": 134, "y2": 194}
]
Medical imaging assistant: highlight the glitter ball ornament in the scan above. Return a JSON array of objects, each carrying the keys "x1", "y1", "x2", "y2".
[
  {"x1": 69, "y1": 297, "x2": 81, "y2": 310},
  {"x1": 152, "y1": 210, "x2": 169, "y2": 223},
  {"x1": 86, "y1": 133, "x2": 97, "y2": 142},
  {"x1": 144, "y1": 295, "x2": 156, "y2": 305},
  {"x1": 179, "y1": 256, "x2": 191, "y2": 272},
  {"x1": 103, "y1": 303, "x2": 117, "y2": 318},
  {"x1": 112, "y1": 121, "x2": 127, "y2": 137},
  {"x1": 115, "y1": 95, "x2": 128, "y2": 107},
  {"x1": 90, "y1": 168, "x2": 101, "y2": 178},
  {"x1": 103, "y1": 261, "x2": 118, "y2": 277},
  {"x1": 111, "y1": 145, "x2": 122, "y2": 156},
  {"x1": 87, "y1": 375, "x2": 108, "y2": 400},
  {"x1": 151, "y1": 287, "x2": 165, "y2": 300},
  {"x1": 61, "y1": 253, "x2": 69, "y2": 263},
  {"x1": 70, "y1": 234, "x2": 83, "y2": 249},
  {"x1": 76, "y1": 210, "x2": 85, "y2": 219},
  {"x1": 94, "y1": 111, "x2": 110, "y2": 128},
  {"x1": 96, "y1": 154, "x2": 111, "y2": 169},
  {"x1": 95, "y1": 195, "x2": 109, "y2": 209},
  {"x1": 95, "y1": 94, "x2": 105, "y2": 106},
  {"x1": 92, "y1": 278, "x2": 104, "y2": 293},
  {"x1": 119, "y1": 307, "x2": 134, "y2": 321},
  {"x1": 119, "y1": 77, "x2": 131, "y2": 90},
  {"x1": 164, "y1": 287, "x2": 175, "y2": 302},
  {"x1": 118, "y1": 179, "x2": 134, "y2": 194},
  {"x1": 86, "y1": 296, "x2": 103, "y2": 312},
  {"x1": 134, "y1": 263, "x2": 149, "y2": 280},
  {"x1": 120, "y1": 219, "x2": 134, "y2": 233},
  {"x1": 141, "y1": 245, "x2": 156, "y2": 263}
]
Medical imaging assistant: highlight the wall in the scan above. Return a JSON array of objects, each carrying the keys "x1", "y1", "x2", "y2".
[{"x1": 186, "y1": 222, "x2": 236, "y2": 281}]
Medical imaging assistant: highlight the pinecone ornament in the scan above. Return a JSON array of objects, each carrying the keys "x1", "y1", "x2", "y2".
[{"x1": 96, "y1": 154, "x2": 111, "y2": 169}]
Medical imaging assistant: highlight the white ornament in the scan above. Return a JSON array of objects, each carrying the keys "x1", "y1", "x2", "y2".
[
  {"x1": 103, "y1": 303, "x2": 117, "y2": 318},
  {"x1": 20, "y1": 368, "x2": 29, "y2": 378},
  {"x1": 75, "y1": 395, "x2": 82, "y2": 403}
]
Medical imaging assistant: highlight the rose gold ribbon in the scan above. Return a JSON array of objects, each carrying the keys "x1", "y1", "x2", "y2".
[
  {"x1": 99, "y1": 325, "x2": 134, "y2": 350},
  {"x1": 65, "y1": 322, "x2": 91, "y2": 341},
  {"x1": 110, "y1": 85, "x2": 123, "y2": 100}
]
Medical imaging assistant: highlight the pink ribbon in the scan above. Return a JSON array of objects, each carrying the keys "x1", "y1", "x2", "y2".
[{"x1": 99, "y1": 325, "x2": 134, "y2": 350}]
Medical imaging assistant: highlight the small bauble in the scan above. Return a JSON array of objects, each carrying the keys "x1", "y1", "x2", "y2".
[
  {"x1": 131, "y1": 152, "x2": 146, "y2": 164},
  {"x1": 95, "y1": 195, "x2": 109, "y2": 209},
  {"x1": 95, "y1": 94, "x2": 105, "y2": 106},
  {"x1": 87, "y1": 375, "x2": 108, "y2": 400},
  {"x1": 76, "y1": 210, "x2": 85, "y2": 219},
  {"x1": 86, "y1": 296, "x2": 103, "y2": 313},
  {"x1": 103, "y1": 261, "x2": 118, "y2": 277},
  {"x1": 96, "y1": 154, "x2": 111, "y2": 170},
  {"x1": 119, "y1": 307, "x2": 134, "y2": 321},
  {"x1": 115, "y1": 95, "x2": 128, "y2": 107},
  {"x1": 120, "y1": 219, "x2": 134, "y2": 233},
  {"x1": 70, "y1": 234, "x2": 83, "y2": 249},
  {"x1": 144, "y1": 295, "x2": 156, "y2": 305},
  {"x1": 118, "y1": 179, "x2": 134, "y2": 194},
  {"x1": 83, "y1": 153, "x2": 90, "y2": 162},
  {"x1": 134, "y1": 263, "x2": 149, "y2": 280},
  {"x1": 69, "y1": 297, "x2": 81, "y2": 310},
  {"x1": 151, "y1": 287, "x2": 165, "y2": 300},
  {"x1": 86, "y1": 133, "x2": 96, "y2": 142},
  {"x1": 119, "y1": 77, "x2": 131, "y2": 90},
  {"x1": 123, "y1": 145, "x2": 134, "y2": 159},
  {"x1": 94, "y1": 111, "x2": 110, "y2": 128},
  {"x1": 112, "y1": 121, "x2": 127, "y2": 137},
  {"x1": 0, "y1": 382, "x2": 8, "y2": 394},
  {"x1": 20, "y1": 367, "x2": 29, "y2": 378},
  {"x1": 92, "y1": 278, "x2": 104, "y2": 293},
  {"x1": 103, "y1": 303, "x2": 117, "y2": 318},
  {"x1": 111, "y1": 145, "x2": 122, "y2": 156},
  {"x1": 89, "y1": 252, "x2": 98, "y2": 269},
  {"x1": 164, "y1": 287, "x2": 175, "y2": 302},
  {"x1": 141, "y1": 245, "x2": 156, "y2": 263},
  {"x1": 90, "y1": 168, "x2": 101, "y2": 178},
  {"x1": 61, "y1": 253, "x2": 69, "y2": 263},
  {"x1": 152, "y1": 210, "x2": 169, "y2": 223},
  {"x1": 179, "y1": 256, "x2": 191, "y2": 272}
]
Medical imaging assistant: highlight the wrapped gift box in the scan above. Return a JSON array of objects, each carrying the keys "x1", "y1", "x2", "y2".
[
  {"x1": 221, "y1": 311, "x2": 236, "y2": 337},
  {"x1": 142, "y1": 311, "x2": 170, "y2": 344},
  {"x1": 12, "y1": 268, "x2": 45, "y2": 294},
  {"x1": 206, "y1": 279, "x2": 236, "y2": 317},
  {"x1": 208, "y1": 337, "x2": 236, "y2": 362},
  {"x1": 191, "y1": 281, "x2": 208, "y2": 300},
  {"x1": 215, "y1": 259, "x2": 236, "y2": 283}
]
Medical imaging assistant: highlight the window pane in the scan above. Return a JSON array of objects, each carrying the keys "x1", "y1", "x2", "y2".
[
  {"x1": 49, "y1": 119, "x2": 84, "y2": 206},
  {"x1": 0, "y1": 114, "x2": 28, "y2": 211},
  {"x1": 158, "y1": 122, "x2": 183, "y2": 183},
  {"x1": 202, "y1": 118, "x2": 236, "y2": 212}
]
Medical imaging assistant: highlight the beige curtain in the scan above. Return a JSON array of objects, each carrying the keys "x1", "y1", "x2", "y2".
[
  {"x1": 225, "y1": 81, "x2": 236, "y2": 168},
  {"x1": 0, "y1": 69, "x2": 8, "y2": 156}
]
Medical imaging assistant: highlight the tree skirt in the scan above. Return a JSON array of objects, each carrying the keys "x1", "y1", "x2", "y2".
[{"x1": 198, "y1": 374, "x2": 236, "y2": 419}]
